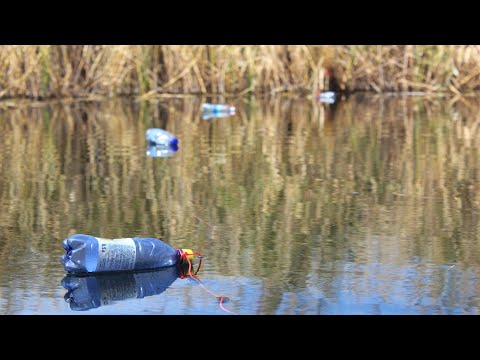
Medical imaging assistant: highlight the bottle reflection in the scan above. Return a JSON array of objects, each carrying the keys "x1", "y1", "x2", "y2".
[
  {"x1": 62, "y1": 265, "x2": 186, "y2": 311},
  {"x1": 202, "y1": 112, "x2": 236, "y2": 121},
  {"x1": 146, "y1": 143, "x2": 178, "y2": 158}
]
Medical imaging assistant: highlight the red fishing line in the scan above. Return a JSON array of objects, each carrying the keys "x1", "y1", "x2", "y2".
[{"x1": 178, "y1": 250, "x2": 237, "y2": 315}]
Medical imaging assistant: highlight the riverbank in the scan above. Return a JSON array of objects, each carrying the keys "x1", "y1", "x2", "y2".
[{"x1": 0, "y1": 45, "x2": 479, "y2": 100}]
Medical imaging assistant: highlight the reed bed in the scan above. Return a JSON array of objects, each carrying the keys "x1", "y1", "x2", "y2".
[{"x1": 0, "y1": 45, "x2": 480, "y2": 100}]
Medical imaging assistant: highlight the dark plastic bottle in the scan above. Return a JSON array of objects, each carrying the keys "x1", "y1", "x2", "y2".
[
  {"x1": 61, "y1": 266, "x2": 182, "y2": 311},
  {"x1": 60, "y1": 234, "x2": 193, "y2": 274}
]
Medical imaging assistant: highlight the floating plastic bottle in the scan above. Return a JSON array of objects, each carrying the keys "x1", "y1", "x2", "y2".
[
  {"x1": 201, "y1": 103, "x2": 236, "y2": 114},
  {"x1": 201, "y1": 103, "x2": 235, "y2": 120},
  {"x1": 145, "y1": 128, "x2": 179, "y2": 151},
  {"x1": 60, "y1": 234, "x2": 194, "y2": 274},
  {"x1": 317, "y1": 91, "x2": 336, "y2": 104},
  {"x1": 61, "y1": 266, "x2": 183, "y2": 311}
]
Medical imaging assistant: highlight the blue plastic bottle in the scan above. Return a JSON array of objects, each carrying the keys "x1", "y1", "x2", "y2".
[
  {"x1": 145, "y1": 128, "x2": 179, "y2": 151},
  {"x1": 60, "y1": 234, "x2": 193, "y2": 274},
  {"x1": 62, "y1": 266, "x2": 182, "y2": 311}
]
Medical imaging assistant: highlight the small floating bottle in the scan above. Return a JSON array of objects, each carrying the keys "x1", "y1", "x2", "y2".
[
  {"x1": 60, "y1": 234, "x2": 193, "y2": 274},
  {"x1": 316, "y1": 91, "x2": 336, "y2": 104},
  {"x1": 145, "y1": 128, "x2": 179, "y2": 151},
  {"x1": 201, "y1": 103, "x2": 235, "y2": 119}
]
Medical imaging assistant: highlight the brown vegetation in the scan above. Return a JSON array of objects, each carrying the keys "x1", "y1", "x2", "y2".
[{"x1": 1, "y1": 45, "x2": 480, "y2": 100}]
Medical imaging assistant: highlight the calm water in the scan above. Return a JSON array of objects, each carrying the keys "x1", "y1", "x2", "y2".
[{"x1": 1, "y1": 95, "x2": 480, "y2": 315}]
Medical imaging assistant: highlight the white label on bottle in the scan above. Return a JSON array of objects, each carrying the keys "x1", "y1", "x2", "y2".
[{"x1": 96, "y1": 238, "x2": 136, "y2": 272}]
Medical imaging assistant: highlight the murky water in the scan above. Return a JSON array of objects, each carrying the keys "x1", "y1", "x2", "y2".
[{"x1": 1, "y1": 94, "x2": 480, "y2": 315}]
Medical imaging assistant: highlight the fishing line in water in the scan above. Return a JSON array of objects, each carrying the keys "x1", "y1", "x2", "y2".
[
  {"x1": 179, "y1": 250, "x2": 237, "y2": 315},
  {"x1": 186, "y1": 200, "x2": 237, "y2": 314},
  {"x1": 190, "y1": 200, "x2": 217, "y2": 253}
]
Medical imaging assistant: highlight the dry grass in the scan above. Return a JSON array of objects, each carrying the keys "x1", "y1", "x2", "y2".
[{"x1": 1, "y1": 45, "x2": 480, "y2": 99}]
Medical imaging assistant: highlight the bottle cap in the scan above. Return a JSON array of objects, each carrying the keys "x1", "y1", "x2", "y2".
[
  {"x1": 179, "y1": 248, "x2": 194, "y2": 263},
  {"x1": 169, "y1": 137, "x2": 179, "y2": 151}
]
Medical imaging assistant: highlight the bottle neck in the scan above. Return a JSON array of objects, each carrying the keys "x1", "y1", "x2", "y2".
[{"x1": 176, "y1": 249, "x2": 183, "y2": 263}]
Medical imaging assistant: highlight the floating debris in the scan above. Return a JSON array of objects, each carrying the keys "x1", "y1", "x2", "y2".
[
  {"x1": 146, "y1": 128, "x2": 178, "y2": 149},
  {"x1": 201, "y1": 103, "x2": 236, "y2": 120},
  {"x1": 145, "y1": 128, "x2": 179, "y2": 157},
  {"x1": 317, "y1": 91, "x2": 336, "y2": 104}
]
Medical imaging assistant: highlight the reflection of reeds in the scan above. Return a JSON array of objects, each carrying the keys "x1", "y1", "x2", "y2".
[
  {"x1": 1, "y1": 46, "x2": 480, "y2": 100},
  {"x1": 1, "y1": 96, "x2": 480, "y2": 313}
]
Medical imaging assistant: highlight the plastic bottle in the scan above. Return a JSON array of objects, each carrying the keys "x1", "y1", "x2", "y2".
[
  {"x1": 317, "y1": 91, "x2": 336, "y2": 103},
  {"x1": 61, "y1": 266, "x2": 182, "y2": 311},
  {"x1": 201, "y1": 103, "x2": 236, "y2": 116},
  {"x1": 60, "y1": 234, "x2": 193, "y2": 274},
  {"x1": 145, "y1": 128, "x2": 179, "y2": 151}
]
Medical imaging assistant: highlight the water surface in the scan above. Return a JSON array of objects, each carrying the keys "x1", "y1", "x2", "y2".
[{"x1": 0, "y1": 95, "x2": 479, "y2": 314}]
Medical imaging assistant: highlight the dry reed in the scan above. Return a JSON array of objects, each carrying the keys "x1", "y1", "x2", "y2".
[{"x1": 1, "y1": 45, "x2": 480, "y2": 100}]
